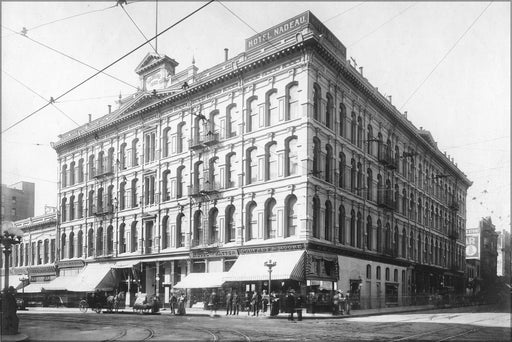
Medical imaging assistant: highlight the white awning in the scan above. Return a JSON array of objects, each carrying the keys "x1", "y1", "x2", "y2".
[
  {"x1": 42, "y1": 263, "x2": 116, "y2": 292},
  {"x1": 224, "y1": 250, "x2": 305, "y2": 282},
  {"x1": 22, "y1": 283, "x2": 45, "y2": 293},
  {"x1": 173, "y1": 272, "x2": 227, "y2": 289},
  {"x1": 111, "y1": 260, "x2": 140, "y2": 269}
]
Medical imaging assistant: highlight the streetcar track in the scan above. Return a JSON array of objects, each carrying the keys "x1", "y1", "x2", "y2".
[
  {"x1": 141, "y1": 327, "x2": 155, "y2": 341},
  {"x1": 437, "y1": 328, "x2": 478, "y2": 341},
  {"x1": 227, "y1": 329, "x2": 251, "y2": 342},
  {"x1": 102, "y1": 329, "x2": 127, "y2": 342},
  {"x1": 391, "y1": 326, "x2": 454, "y2": 341}
]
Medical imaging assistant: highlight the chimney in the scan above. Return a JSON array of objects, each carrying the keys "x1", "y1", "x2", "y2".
[
  {"x1": 108, "y1": 105, "x2": 111, "y2": 114},
  {"x1": 404, "y1": 111, "x2": 408, "y2": 118},
  {"x1": 388, "y1": 95, "x2": 392, "y2": 103},
  {"x1": 224, "y1": 48, "x2": 229, "y2": 62},
  {"x1": 359, "y1": 67, "x2": 363, "y2": 76},
  {"x1": 88, "y1": 114, "x2": 92, "y2": 123}
]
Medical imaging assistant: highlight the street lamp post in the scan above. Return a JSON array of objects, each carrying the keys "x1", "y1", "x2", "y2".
[
  {"x1": 264, "y1": 259, "x2": 277, "y2": 296},
  {"x1": 1, "y1": 221, "x2": 23, "y2": 335}
]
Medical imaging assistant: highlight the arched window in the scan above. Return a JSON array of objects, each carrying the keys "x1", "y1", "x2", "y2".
[
  {"x1": 194, "y1": 161, "x2": 204, "y2": 192},
  {"x1": 107, "y1": 225, "x2": 113, "y2": 255},
  {"x1": 417, "y1": 198, "x2": 422, "y2": 224},
  {"x1": 339, "y1": 152, "x2": 346, "y2": 188},
  {"x1": 131, "y1": 179, "x2": 139, "y2": 208},
  {"x1": 402, "y1": 189, "x2": 407, "y2": 215},
  {"x1": 417, "y1": 233, "x2": 422, "y2": 262},
  {"x1": 356, "y1": 212, "x2": 362, "y2": 248},
  {"x1": 394, "y1": 226, "x2": 399, "y2": 255},
  {"x1": 376, "y1": 266, "x2": 381, "y2": 280},
  {"x1": 367, "y1": 125, "x2": 374, "y2": 155},
  {"x1": 325, "y1": 93, "x2": 333, "y2": 129},
  {"x1": 69, "y1": 161, "x2": 75, "y2": 185},
  {"x1": 285, "y1": 195, "x2": 298, "y2": 237},
  {"x1": 118, "y1": 224, "x2": 126, "y2": 254},
  {"x1": 265, "y1": 198, "x2": 277, "y2": 239},
  {"x1": 409, "y1": 232, "x2": 414, "y2": 260},
  {"x1": 402, "y1": 228, "x2": 407, "y2": 258},
  {"x1": 226, "y1": 153, "x2": 237, "y2": 188},
  {"x1": 176, "y1": 166, "x2": 185, "y2": 198},
  {"x1": 325, "y1": 144, "x2": 333, "y2": 183},
  {"x1": 62, "y1": 164, "x2": 68, "y2": 188},
  {"x1": 350, "y1": 210, "x2": 356, "y2": 247},
  {"x1": 208, "y1": 157, "x2": 219, "y2": 190},
  {"x1": 350, "y1": 112, "x2": 357, "y2": 144},
  {"x1": 162, "y1": 170, "x2": 171, "y2": 202},
  {"x1": 120, "y1": 143, "x2": 127, "y2": 169},
  {"x1": 247, "y1": 148, "x2": 258, "y2": 184},
  {"x1": 209, "y1": 110, "x2": 220, "y2": 139},
  {"x1": 385, "y1": 268, "x2": 390, "y2": 281},
  {"x1": 78, "y1": 158, "x2": 84, "y2": 182},
  {"x1": 350, "y1": 158, "x2": 356, "y2": 192},
  {"x1": 60, "y1": 233, "x2": 66, "y2": 259},
  {"x1": 107, "y1": 147, "x2": 115, "y2": 173},
  {"x1": 177, "y1": 122, "x2": 186, "y2": 153},
  {"x1": 377, "y1": 219, "x2": 382, "y2": 252},
  {"x1": 227, "y1": 104, "x2": 237, "y2": 137},
  {"x1": 248, "y1": 97, "x2": 259, "y2": 132},
  {"x1": 366, "y1": 216, "x2": 372, "y2": 250},
  {"x1": 88, "y1": 228, "x2": 94, "y2": 257},
  {"x1": 193, "y1": 115, "x2": 205, "y2": 145},
  {"x1": 88, "y1": 154, "x2": 95, "y2": 179},
  {"x1": 97, "y1": 187, "x2": 104, "y2": 213},
  {"x1": 176, "y1": 213, "x2": 185, "y2": 248},
  {"x1": 96, "y1": 226, "x2": 104, "y2": 256},
  {"x1": 357, "y1": 162, "x2": 363, "y2": 196},
  {"x1": 61, "y1": 197, "x2": 67, "y2": 222},
  {"x1": 285, "y1": 137, "x2": 298, "y2": 176},
  {"x1": 266, "y1": 142, "x2": 278, "y2": 180},
  {"x1": 266, "y1": 89, "x2": 278, "y2": 127},
  {"x1": 313, "y1": 83, "x2": 321, "y2": 121},
  {"x1": 395, "y1": 145, "x2": 400, "y2": 170},
  {"x1": 394, "y1": 185, "x2": 400, "y2": 212},
  {"x1": 312, "y1": 196, "x2": 320, "y2": 238},
  {"x1": 76, "y1": 231, "x2": 83, "y2": 258},
  {"x1": 394, "y1": 269, "x2": 398, "y2": 282},
  {"x1": 325, "y1": 200, "x2": 333, "y2": 241},
  {"x1": 69, "y1": 195, "x2": 75, "y2": 221},
  {"x1": 384, "y1": 223, "x2": 391, "y2": 252},
  {"x1": 338, "y1": 205, "x2": 345, "y2": 244},
  {"x1": 193, "y1": 210, "x2": 203, "y2": 245},
  {"x1": 162, "y1": 216, "x2": 169, "y2": 249},
  {"x1": 287, "y1": 83, "x2": 299, "y2": 120},
  {"x1": 69, "y1": 232, "x2": 74, "y2": 258},
  {"x1": 366, "y1": 265, "x2": 372, "y2": 279},
  {"x1": 312, "y1": 138, "x2": 321, "y2": 176},
  {"x1": 339, "y1": 103, "x2": 346, "y2": 137},
  {"x1": 209, "y1": 208, "x2": 219, "y2": 244},
  {"x1": 225, "y1": 205, "x2": 236, "y2": 243},
  {"x1": 131, "y1": 221, "x2": 138, "y2": 252},
  {"x1": 131, "y1": 138, "x2": 139, "y2": 167},
  {"x1": 246, "y1": 202, "x2": 257, "y2": 241},
  {"x1": 162, "y1": 127, "x2": 171, "y2": 157},
  {"x1": 357, "y1": 116, "x2": 363, "y2": 148},
  {"x1": 366, "y1": 169, "x2": 373, "y2": 201}
]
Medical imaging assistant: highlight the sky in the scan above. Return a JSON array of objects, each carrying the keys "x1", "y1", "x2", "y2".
[{"x1": 1, "y1": 1, "x2": 510, "y2": 232}]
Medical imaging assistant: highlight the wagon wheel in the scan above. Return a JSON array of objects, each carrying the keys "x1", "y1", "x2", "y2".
[
  {"x1": 79, "y1": 300, "x2": 88, "y2": 313},
  {"x1": 94, "y1": 303, "x2": 102, "y2": 314}
]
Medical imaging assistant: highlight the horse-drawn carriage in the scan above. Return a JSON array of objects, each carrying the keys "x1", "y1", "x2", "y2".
[
  {"x1": 78, "y1": 291, "x2": 125, "y2": 313},
  {"x1": 133, "y1": 293, "x2": 161, "y2": 314}
]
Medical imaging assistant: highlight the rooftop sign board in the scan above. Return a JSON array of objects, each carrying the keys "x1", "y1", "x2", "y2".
[{"x1": 245, "y1": 11, "x2": 346, "y2": 58}]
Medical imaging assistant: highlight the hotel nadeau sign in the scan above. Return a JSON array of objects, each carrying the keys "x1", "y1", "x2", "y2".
[{"x1": 245, "y1": 11, "x2": 346, "y2": 57}]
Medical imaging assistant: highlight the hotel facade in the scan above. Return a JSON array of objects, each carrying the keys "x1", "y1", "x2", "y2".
[{"x1": 49, "y1": 11, "x2": 471, "y2": 310}]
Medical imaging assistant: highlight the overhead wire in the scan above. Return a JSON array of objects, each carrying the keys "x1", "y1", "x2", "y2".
[
  {"x1": 120, "y1": 4, "x2": 158, "y2": 54},
  {"x1": 1, "y1": 4, "x2": 116, "y2": 38},
  {"x1": 2, "y1": 0, "x2": 216, "y2": 134},
  {"x1": 2, "y1": 25, "x2": 138, "y2": 90},
  {"x1": 3, "y1": 69, "x2": 81, "y2": 126},
  {"x1": 324, "y1": 1, "x2": 368, "y2": 23},
  {"x1": 399, "y1": 1, "x2": 493, "y2": 111}
]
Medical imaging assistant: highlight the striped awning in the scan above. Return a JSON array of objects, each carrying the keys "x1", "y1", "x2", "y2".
[
  {"x1": 173, "y1": 272, "x2": 227, "y2": 289},
  {"x1": 111, "y1": 260, "x2": 140, "y2": 269},
  {"x1": 41, "y1": 263, "x2": 116, "y2": 292},
  {"x1": 224, "y1": 250, "x2": 305, "y2": 282}
]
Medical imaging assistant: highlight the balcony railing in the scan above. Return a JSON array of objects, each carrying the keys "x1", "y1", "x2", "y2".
[
  {"x1": 94, "y1": 204, "x2": 114, "y2": 216},
  {"x1": 377, "y1": 191, "x2": 396, "y2": 211},
  {"x1": 188, "y1": 181, "x2": 221, "y2": 197},
  {"x1": 377, "y1": 143, "x2": 396, "y2": 169},
  {"x1": 189, "y1": 131, "x2": 220, "y2": 150}
]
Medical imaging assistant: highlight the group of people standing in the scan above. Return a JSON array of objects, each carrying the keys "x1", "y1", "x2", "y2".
[
  {"x1": 332, "y1": 290, "x2": 351, "y2": 315},
  {"x1": 168, "y1": 292, "x2": 187, "y2": 316}
]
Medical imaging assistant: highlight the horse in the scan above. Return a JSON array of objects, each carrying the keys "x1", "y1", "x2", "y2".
[{"x1": 106, "y1": 291, "x2": 125, "y2": 313}]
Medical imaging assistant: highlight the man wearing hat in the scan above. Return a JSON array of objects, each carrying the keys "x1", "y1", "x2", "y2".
[
  {"x1": 339, "y1": 291, "x2": 346, "y2": 315},
  {"x1": 285, "y1": 289, "x2": 296, "y2": 321},
  {"x1": 332, "y1": 290, "x2": 340, "y2": 315}
]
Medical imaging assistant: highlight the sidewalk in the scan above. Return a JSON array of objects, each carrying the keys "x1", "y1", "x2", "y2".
[{"x1": 21, "y1": 303, "x2": 437, "y2": 319}]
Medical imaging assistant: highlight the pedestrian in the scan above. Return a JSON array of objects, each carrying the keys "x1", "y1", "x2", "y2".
[
  {"x1": 339, "y1": 291, "x2": 346, "y2": 315},
  {"x1": 169, "y1": 292, "x2": 178, "y2": 315},
  {"x1": 270, "y1": 291, "x2": 280, "y2": 316},
  {"x1": 225, "y1": 291, "x2": 233, "y2": 315},
  {"x1": 232, "y1": 291, "x2": 240, "y2": 315},
  {"x1": 251, "y1": 291, "x2": 261, "y2": 316},
  {"x1": 285, "y1": 289, "x2": 296, "y2": 321},
  {"x1": 345, "y1": 293, "x2": 351, "y2": 315},
  {"x1": 332, "y1": 291, "x2": 340, "y2": 315},
  {"x1": 261, "y1": 290, "x2": 270, "y2": 316},
  {"x1": 177, "y1": 293, "x2": 187, "y2": 315},
  {"x1": 208, "y1": 290, "x2": 219, "y2": 317},
  {"x1": 245, "y1": 292, "x2": 252, "y2": 315},
  {"x1": 295, "y1": 293, "x2": 304, "y2": 321}
]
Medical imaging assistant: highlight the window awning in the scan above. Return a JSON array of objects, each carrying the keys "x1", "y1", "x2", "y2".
[
  {"x1": 173, "y1": 272, "x2": 227, "y2": 289},
  {"x1": 43, "y1": 263, "x2": 116, "y2": 292},
  {"x1": 224, "y1": 250, "x2": 305, "y2": 282},
  {"x1": 111, "y1": 260, "x2": 141, "y2": 269},
  {"x1": 22, "y1": 283, "x2": 45, "y2": 293}
]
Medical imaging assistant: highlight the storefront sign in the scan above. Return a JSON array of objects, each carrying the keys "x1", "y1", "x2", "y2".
[
  {"x1": 190, "y1": 248, "x2": 238, "y2": 259},
  {"x1": 238, "y1": 243, "x2": 305, "y2": 254},
  {"x1": 466, "y1": 233, "x2": 480, "y2": 259}
]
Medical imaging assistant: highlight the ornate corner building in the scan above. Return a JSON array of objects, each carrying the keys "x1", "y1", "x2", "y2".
[{"x1": 49, "y1": 11, "x2": 471, "y2": 310}]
